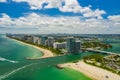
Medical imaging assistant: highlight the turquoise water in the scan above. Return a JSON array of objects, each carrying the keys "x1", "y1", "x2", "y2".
[
  {"x1": 0, "y1": 35, "x2": 92, "y2": 80},
  {"x1": 106, "y1": 43, "x2": 120, "y2": 54},
  {"x1": 0, "y1": 35, "x2": 43, "y2": 60},
  {"x1": 0, "y1": 35, "x2": 119, "y2": 80},
  {"x1": 104, "y1": 38, "x2": 120, "y2": 54}
]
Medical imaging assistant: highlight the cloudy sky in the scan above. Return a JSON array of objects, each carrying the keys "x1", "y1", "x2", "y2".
[{"x1": 0, "y1": 0, "x2": 120, "y2": 34}]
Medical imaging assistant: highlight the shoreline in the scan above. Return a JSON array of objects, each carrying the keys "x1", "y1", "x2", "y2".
[
  {"x1": 60, "y1": 60, "x2": 120, "y2": 80},
  {"x1": 6, "y1": 36, "x2": 120, "y2": 80},
  {"x1": 8, "y1": 37, "x2": 54, "y2": 59}
]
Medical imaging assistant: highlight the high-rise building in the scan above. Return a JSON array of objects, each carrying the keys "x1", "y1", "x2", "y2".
[
  {"x1": 40, "y1": 36, "x2": 47, "y2": 45},
  {"x1": 23, "y1": 35, "x2": 33, "y2": 42},
  {"x1": 45, "y1": 37, "x2": 55, "y2": 47},
  {"x1": 66, "y1": 37, "x2": 76, "y2": 53},
  {"x1": 66, "y1": 37, "x2": 81, "y2": 54},
  {"x1": 27, "y1": 37, "x2": 33, "y2": 42},
  {"x1": 53, "y1": 42, "x2": 66, "y2": 49},
  {"x1": 75, "y1": 41, "x2": 81, "y2": 53},
  {"x1": 33, "y1": 36, "x2": 40, "y2": 45}
]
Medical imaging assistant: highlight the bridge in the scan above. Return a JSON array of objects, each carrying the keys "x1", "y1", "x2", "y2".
[
  {"x1": 102, "y1": 40, "x2": 120, "y2": 43},
  {"x1": 86, "y1": 48, "x2": 120, "y2": 56}
]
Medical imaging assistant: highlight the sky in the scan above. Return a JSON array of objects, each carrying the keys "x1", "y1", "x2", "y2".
[{"x1": 0, "y1": 0, "x2": 120, "y2": 34}]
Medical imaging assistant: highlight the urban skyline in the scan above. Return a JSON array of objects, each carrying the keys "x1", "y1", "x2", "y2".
[{"x1": 0, "y1": 1, "x2": 120, "y2": 80}]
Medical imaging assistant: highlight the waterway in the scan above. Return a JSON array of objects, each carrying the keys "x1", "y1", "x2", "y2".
[
  {"x1": 103, "y1": 38, "x2": 120, "y2": 54},
  {"x1": 0, "y1": 35, "x2": 119, "y2": 80},
  {"x1": 0, "y1": 35, "x2": 92, "y2": 80}
]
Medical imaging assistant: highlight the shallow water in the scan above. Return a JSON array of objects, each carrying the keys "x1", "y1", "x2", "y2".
[{"x1": 0, "y1": 35, "x2": 92, "y2": 80}]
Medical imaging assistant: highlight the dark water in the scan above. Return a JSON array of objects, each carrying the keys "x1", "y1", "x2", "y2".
[{"x1": 0, "y1": 35, "x2": 91, "y2": 80}]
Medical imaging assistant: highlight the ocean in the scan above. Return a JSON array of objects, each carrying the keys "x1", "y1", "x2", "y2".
[{"x1": 0, "y1": 35, "x2": 92, "y2": 80}]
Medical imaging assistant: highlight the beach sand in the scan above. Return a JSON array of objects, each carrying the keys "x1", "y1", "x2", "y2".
[
  {"x1": 7, "y1": 37, "x2": 120, "y2": 80},
  {"x1": 60, "y1": 61, "x2": 120, "y2": 80}
]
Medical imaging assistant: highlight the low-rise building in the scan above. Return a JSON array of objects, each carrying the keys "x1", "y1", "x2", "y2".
[{"x1": 53, "y1": 42, "x2": 66, "y2": 49}]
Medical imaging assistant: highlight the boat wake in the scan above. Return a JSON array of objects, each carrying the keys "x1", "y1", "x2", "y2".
[
  {"x1": 0, "y1": 64, "x2": 33, "y2": 80},
  {"x1": 0, "y1": 57, "x2": 18, "y2": 63}
]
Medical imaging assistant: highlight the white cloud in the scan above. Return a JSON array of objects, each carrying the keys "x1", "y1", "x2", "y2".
[
  {"x1": 12, "y1": 0, "x2": 64, "y2": 9},
  {"x1": 12, "y1": 0, "x2": 105, "y2": 19},
  {"x1": 59, "y1": 0, "x2": 81, "y2": 13},
  {"x1": 0, "y1": 13, "x2": 13, "y2": 26},
  {"x1": 107, "y1": 15, "x2": 120, "y2": 31},
  {"x1": 0, "y1": 0, "x2": 6, "y2": 2},
  {"x1": 0, "y1": 13, "x2": 120, "y2": 34},
  {"x1": 108, "y1": 15, "x2": 120, "y2": 22},
  {"x1": 83, "y1": 9, "x2": 106, "y2": 19}
]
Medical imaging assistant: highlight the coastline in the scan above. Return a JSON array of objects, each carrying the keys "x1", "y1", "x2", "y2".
[
  {"x1": 60, "y1": 60, "x2": 120, "y2": 80},
  {"x1": 8, "y1": 37, "x2": 54, "y2": 59},
  {"x1": 6, "y1": 36, "x2": 120, "y2": 80}
]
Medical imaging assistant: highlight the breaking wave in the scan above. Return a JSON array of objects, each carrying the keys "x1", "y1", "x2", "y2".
[{"x1": 0, "y1": 57, "x2": 18, "y2": 63}]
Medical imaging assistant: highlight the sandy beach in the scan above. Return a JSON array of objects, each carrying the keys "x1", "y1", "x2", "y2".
[
  {"x1": 7, "y1": 37, "x2": 120, "y2": 80},
  {"x1": 9, "y1": 38, "x2": 54, "y2": 59},
  {"x1": 60, "y1": 61, "x2": 120, "y2": 80}
]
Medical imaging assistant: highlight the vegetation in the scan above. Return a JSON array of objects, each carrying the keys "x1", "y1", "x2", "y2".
[
  {"x1": 83, "y1": 54, "x2": 104, "y2": 63},
  {"x1": 72, "y1": 60, "x2": 79, "y2": 63},
  {"x1": 82, "y1": 42, "x2": 112, "y2": 50},
  {"x1": 83, "y1": 54, "x2": 120, "y2": 75},
  {"x1": 56, "y1": 38, "x2": 65, "y2": 43}
]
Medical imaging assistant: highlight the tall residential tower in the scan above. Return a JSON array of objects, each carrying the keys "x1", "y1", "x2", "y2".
[{"x1": 66, "y1": 37, "x2": 81, "y2": 54}]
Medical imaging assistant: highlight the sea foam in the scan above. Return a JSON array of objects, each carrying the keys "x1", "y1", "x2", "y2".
[
  {"x1": 0, "y1": 64, "x2": 33, "y2": 80},
  {"x1": 0, "y1": 57, "x2": 18, "y2": 63}
]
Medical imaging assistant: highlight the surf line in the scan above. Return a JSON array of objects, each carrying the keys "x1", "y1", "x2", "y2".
[
  {"x1": 0, "y1": 64, "x2": 34, "y2": 80},
  {"x1": 0, "y1": 57, "x2": 18, "y2": 63}
]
